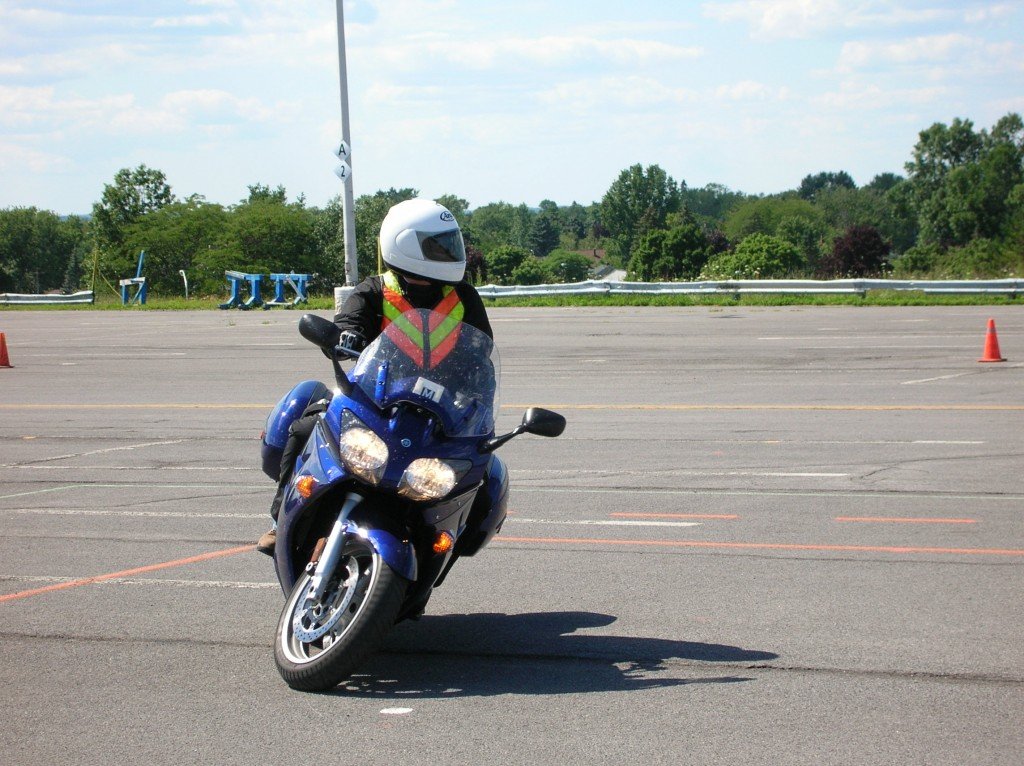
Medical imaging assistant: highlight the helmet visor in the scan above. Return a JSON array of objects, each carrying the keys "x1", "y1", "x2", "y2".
[{"x1": 417, "y1": 229, "x2": 466, "y2": 263}]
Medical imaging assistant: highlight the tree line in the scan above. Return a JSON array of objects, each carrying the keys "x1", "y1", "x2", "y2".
[{"x1": 1, "y1": 113, "x2": 1021, "y2": 298}]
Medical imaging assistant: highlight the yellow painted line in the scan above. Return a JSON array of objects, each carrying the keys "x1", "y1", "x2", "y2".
[
  {"x1": 503, "y1": 404, "x2": 1024, "y2": 412},
  {"x1": 1, "y1": 403, "x2": 1023, "y2": 412},
  {"x1": 0, "y1": 403, "x2": 270, "y2": 409}
]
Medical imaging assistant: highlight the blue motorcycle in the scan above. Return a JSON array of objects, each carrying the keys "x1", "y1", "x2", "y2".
[{"x1": 261, "y1": 309, "x2": 565, "y2": 691}]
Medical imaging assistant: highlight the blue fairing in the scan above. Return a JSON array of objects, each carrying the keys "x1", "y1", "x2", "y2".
[
  {"x1": 261, "y1": 380, "x2": 330, "y2": 478},
  {"x1": 273, "y1": 419, "x2": 417, "y2": 592}
]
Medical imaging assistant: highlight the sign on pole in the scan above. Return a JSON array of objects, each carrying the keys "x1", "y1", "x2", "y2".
[
  {"x1": 335, "y1": 0, "x2": 358, "y2": 286},
  {"x1": 333, "y1": 161, "x2": 352, "y2": 182}
]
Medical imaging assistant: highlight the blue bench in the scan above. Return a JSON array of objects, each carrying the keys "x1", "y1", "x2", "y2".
[
  {"x1": 264, "y1": 272, "x2": 310, "y2": 308},
  {"x1": 219, "y1": 271, "x2": 263, "y2": 310}
]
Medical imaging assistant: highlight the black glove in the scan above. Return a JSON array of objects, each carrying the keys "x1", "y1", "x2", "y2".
[{"x1": 335, "y1": 329, "x2": 367, "y2": 359}]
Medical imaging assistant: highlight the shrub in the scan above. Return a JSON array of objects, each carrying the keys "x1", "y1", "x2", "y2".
[
  {"x1": 699, "y1": 233, "x2": 804, "y2": 279},
  {"x1": 485, "y1": 245, "x2": 530, "y2": 284},
  {"x1": 510, "y1": 258, "x2": 550, "y2": 285},
  {"x1": 817, "y1": 225, "x2": 891, "y2": 278}
]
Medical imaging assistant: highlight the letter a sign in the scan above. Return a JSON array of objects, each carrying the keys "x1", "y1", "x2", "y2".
[{"x1": 333, "y1": 140, "x2": 352, "y2": 182}]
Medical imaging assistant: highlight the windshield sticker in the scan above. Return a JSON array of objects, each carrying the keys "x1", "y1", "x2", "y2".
[{"x1": 412, "y1": 377, "x2": 445, "y2": 403}]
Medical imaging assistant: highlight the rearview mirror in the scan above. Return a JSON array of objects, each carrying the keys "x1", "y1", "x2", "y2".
[
  {"x1": 521, "y1": 407, "x2": 566, "y2": 438},
  {"x1": 298, "y1": 313, "x2": 341, "y2": 350},
  {"x1": 479, "y1": 407, "x2": 566, "y2": 453}
]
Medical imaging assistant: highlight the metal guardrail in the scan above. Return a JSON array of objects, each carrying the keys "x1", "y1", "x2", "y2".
[
  {"x1": 476, "y1": 279, "x2": 1023, "y2": 299},
  {"x1": 1, "y1": 291, "x2": 95, "y2": 305}
]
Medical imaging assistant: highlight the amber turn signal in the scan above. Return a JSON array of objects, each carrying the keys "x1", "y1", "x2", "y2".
[
  {"x1": 432, "y1": 532, "x2": 455, "y2": 554},
  {"x1": 295, "y1": 475, "x2": 318, "y2": 499}
]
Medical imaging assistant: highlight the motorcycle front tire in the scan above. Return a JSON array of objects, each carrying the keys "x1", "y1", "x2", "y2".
[{"x1": 274, "y1": 537, "x2": 407, "y2": 691}]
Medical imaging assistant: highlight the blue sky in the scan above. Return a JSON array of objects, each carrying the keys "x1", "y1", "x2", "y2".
[{"x1": 1, "y1": 1, "x2": 1021, "y2": 215}]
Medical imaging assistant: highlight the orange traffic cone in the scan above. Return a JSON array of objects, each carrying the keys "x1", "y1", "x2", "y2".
[
  {"x1": 978, "y1": 318, "x2": 1006, "y2": 363},
  {"x1": 0, "y1": 332, "x2": 11, "y2": 368}
]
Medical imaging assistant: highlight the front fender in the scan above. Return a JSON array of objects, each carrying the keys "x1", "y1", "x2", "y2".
[
  {"x1": 344, "y1": 521, "x2": 417, "y2": 583},
  {"x1": 274, "y1": 421, "x2": 418, "y2": 592}
]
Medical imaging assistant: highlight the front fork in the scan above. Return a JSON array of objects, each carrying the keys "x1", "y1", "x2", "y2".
[{"x1": 306, "y1": 491, "x2": 363, "y2": 603}]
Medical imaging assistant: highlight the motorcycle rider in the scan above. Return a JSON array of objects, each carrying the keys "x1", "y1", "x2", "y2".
[{"x1": 257, "y1": 198, "x2": 493, "y2": 554}]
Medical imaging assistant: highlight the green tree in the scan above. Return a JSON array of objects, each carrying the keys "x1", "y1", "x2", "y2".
[
  {"x1": 865, "y1": 173, "x2": 903, "y2": 193},
  {"x1": 627, "y1": 215, "x2": 709, "y2": 280},
  {"x1": 310, "y1": 196, "x2": 346, "y2": 287},
  {"x1": 91, "y1": 165, "x2": 174, "y2": 252},
  {"x1": 0, "y1": 208, "x2": 86, "y2": 293},
  {"x1": 600, "y1": 164, "x2": 682, "y2": 262},
  {"x1": 510, "y1": 257, "x2": 550, "y2": 285},
  {"x1": 465, "y1": 202, "x2": 532, "y2": 252},
  {"x1": 724, "y1": 196, "x2": 821, "y2": 243},
  {"x1": 485, "y1": 245, "x2": 530, "y2": 284},
  {"x1": 245, "y1": 183, "x2": 288, "y2": 204},
  {"x1": 542, "y1": 249, "x2": 591, "y2": 282},
  {"x1": 775, "y1": 215, "x2": 825, "y2": 269},
  {"x1": 121, "y1": 199, "x2": 231, "y2": 295},
  {"x1": 229, "y1": 196, "x2": 317, "y2": 277},
  {"x1": 700, "y1": 234, "x2": 804, "y2": 279},
  {"x1": 682, "y1": 183, "x2": 746, "y2": 224},
  {"x1": 527, "y1": 212, "x2": 560, "y2": 257},
  {"x1": 797, "y1": 171, "x2": 855, "y2": 200},
  {"x1": 907, "y1": 115, "x2": 1024, "y2": 247}
]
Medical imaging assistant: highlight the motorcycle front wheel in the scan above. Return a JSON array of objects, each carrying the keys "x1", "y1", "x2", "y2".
[{"x1": 274, "y1": 537, "x2": 407, "y2": 691}]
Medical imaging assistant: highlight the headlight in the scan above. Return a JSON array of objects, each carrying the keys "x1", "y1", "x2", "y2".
[
  {"x1": 399, "y1": 458, "x2": 457, "y2": 501},
  {"x1": 338, "y1": 415, "x2": 388, "y2": 485}
]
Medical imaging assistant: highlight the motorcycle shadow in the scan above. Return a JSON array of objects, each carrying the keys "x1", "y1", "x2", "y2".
[{"x1": 330, "y1": 611, "x2": 778, "y2": 698}]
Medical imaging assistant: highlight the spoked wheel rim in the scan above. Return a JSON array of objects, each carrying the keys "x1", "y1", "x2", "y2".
[{"x1": 279, "y1": 540, "x2": 382, "y2": 666}]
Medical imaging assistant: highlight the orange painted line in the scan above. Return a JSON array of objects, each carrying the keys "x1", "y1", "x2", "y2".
[
  {"x1": 836, "y1": 516, "x2": 977, "y2": 525},
  {"x1": 611, "y1": 512, "x2": 739, "y2": 520},
  {"x1": 495, "y1": 536, "x2": 1024, "y2": 557},
  {"x1": 0, "y1": 544, "x2": 253, "y2": 604}
]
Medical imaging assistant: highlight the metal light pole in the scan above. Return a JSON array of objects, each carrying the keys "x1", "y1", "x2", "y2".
[{"x1": 335, "y1": 0, "x2": 358, "y2": 286}]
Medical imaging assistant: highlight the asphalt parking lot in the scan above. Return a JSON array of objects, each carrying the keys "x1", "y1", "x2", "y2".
[{"x1": 1, "y1": 305, "x2": 1022, "y2": 765}]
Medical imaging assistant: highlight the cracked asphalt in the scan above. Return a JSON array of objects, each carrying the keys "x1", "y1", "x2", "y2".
[{"x1": 1, "y1": 305, "x2": 1022, "y2": 765}]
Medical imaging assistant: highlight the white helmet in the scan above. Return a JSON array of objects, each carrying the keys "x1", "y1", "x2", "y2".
[{"x1": 379, "y1": 198, "x2": 466, "y2": 284}]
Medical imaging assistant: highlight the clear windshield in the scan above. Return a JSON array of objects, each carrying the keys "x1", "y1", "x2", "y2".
[{"x1": 350, "y1": 309, "x2": 499, "y2": 437}]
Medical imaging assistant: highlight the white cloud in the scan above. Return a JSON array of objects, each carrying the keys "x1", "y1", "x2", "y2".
[
  {"x1": 815, "y1": 82, "x2": 948, "y2": 110},
  {"x1": 838, "y1": 34, "x2": 1020, "y2": 73},
  {"x1": 152, "y1": 14, "x2": 231, "y2": 29},
  {"x1": 715, "y1": 80, "x2": 790, "y2": 101},
  {"x1": 373, "y1": 35, "x2": 702, "y2": 71},
  {"x1": 703, "y1": 0, "x2": 951, "y2": 39},
  {"x1": 964, "y1": 4, "x2": 1016, "y2": 23},
  {"x1": 0, "y1": 141, "x2": 73, "y2": 174},
  {"x1": 537, "y1": 76, "x2": 698, "y2": 112}
]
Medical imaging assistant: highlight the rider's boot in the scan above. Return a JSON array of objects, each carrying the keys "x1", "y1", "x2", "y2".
[{"x1": 256, "y1": 484, "x2": 285, "y2": 555}]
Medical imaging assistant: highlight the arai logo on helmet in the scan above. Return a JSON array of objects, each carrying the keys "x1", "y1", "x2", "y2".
[{"x1": 439, "y1": 211, "x2": 455, "y2": 222}]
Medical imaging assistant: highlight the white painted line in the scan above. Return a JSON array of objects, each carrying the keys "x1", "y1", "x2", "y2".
[
  {"x1": 15, "y1": 439, "x2": 187, "y2": 465},
  {"x1": 0, "y1": 484, "x2": 256, "y2": 500},
  {"x1": 912, "y1": 440, "x2": 985, "y2": 445},
  {"x1": 519, "y1": 469, "x2": 848, "y2": 478},
  {"x1": 380, "y1": 708, "x2": 414, "y2": 715},
  {"x1": 901, "y1": 372, "x2": 976, "y2": 385},
  {"x1": 513, "y1": 487, "x2": 1024, "y2": 502},
  {"x1": 512, "y1": 517, "x2": 701, "y2": 528},
  {"x1": 3, "y1": 508, "x2": 265, "y2": 518},
  {"x1": 2, "y1": 464, "x2": 260, "y2": 472},
  {"x1": 1, "y1": 575, "x2": 276, "y2": 590}
]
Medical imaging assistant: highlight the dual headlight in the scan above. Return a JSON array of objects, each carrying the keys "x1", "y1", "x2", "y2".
[{"x1": 337, "y1": 411, "x2": 465, "y2": 501}]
